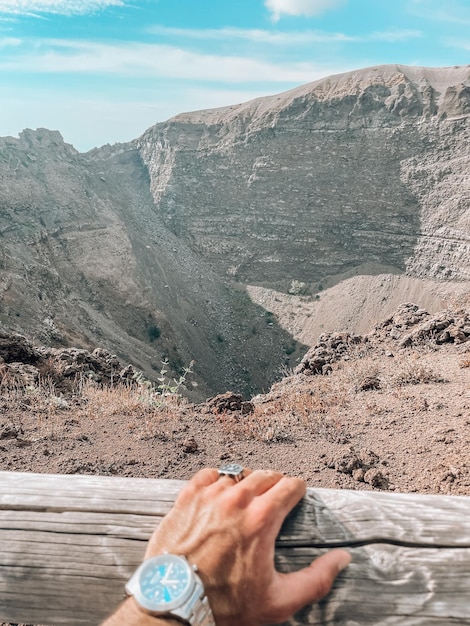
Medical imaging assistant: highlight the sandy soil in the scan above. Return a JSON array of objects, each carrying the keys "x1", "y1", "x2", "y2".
[{"x1": 248, "y1": 275, "x2": 470, "y2": 345}]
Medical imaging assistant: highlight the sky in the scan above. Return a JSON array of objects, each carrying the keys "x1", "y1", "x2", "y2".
[{"x1": 0, "y1": 0, "x2": 469, "y2": 152}]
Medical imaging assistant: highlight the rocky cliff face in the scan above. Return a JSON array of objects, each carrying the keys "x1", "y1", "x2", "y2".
[
  {"x1": 138, "y1": 65, "x2": 470, "y2": 288},
  {"x1": 0, "y1": 65, "x2": 468, "y2": 398}
]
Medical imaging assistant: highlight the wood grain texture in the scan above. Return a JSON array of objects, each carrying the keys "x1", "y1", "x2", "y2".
[{"x1": 1, "y1": 471, "x2": 469, "y2": 625}]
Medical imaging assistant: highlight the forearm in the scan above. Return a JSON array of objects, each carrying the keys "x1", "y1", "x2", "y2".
[{"x1": 102, "y1": 597, "x2": 181, "y2": 626}]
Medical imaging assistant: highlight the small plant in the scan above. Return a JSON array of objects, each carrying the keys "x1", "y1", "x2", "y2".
[
  {"x1": 346, "y1": 359, "x2": 381, "y2": 393},
  {"x1": 147, "y1": 324, "x2": 161, "y2": 342},
  {"x1": 130, "y1": 359, "x2": 194, "y2": 409},
  {"x1": 157, "y1": 359, "x2": 194, "y2": 395},
  {"x1": 284, "y1": 342, "x2": 296, "y2": 356},
  {"x1": 289, "y1": 280, "x2": 308, "y2": 296},
  {"x1": 218, "y1": 405, "x2": 294, "y2": 444},
  {"x1": 390, "y1": 359, "x2": 447, "y2": 386},
  {"x1": 132, "y1": 370, "x2": 153, "y2": 391}
]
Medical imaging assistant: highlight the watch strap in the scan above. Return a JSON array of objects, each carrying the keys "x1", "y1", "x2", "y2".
[
  {"x1": 172, "y1": 572, "x2": 215, "y2": 626},
  {"x1": 188, "y1": 592, "x2": 215, "y2": 626}
]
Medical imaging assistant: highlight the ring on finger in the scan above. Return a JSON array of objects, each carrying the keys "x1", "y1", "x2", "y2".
[{"x1": 218, "y1": 463, "x2": 245, "y2": 483}]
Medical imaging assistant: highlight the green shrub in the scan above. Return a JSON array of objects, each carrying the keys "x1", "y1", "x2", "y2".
[{"x1": 147, "y1": 324, "x2": 161, "y2": 342}]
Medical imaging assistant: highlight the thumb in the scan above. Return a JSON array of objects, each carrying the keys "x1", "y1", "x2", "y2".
[{"x1": 269, "y1": 549, "x2": 351, "y2": 620}]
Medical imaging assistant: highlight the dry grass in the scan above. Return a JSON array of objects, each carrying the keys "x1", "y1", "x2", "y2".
[
  {"x1": 0, "y1": 382, "x2": 69, "y2": 440},
  {"x1": 0, "y1": 341, "x2": 458, "y2": 453},
  {"x1": 340, "y1": 357, "x2": 382, "y2": 392},
  {"x1": 217, "y1": 410, "x2": 294, "y2": 443},
  {"x1": 215, "y1": 350, "x2": 446, "y2": 445},
  {"x1": 221, "y1": 373, "x2": 353, "y2": 444},
  {"x1": 74, "y1": 380, "x2": 188, "y2": 440},
  {"x1": 387, "y1": 356, "x2": 447, "y2": 386},
  {"x1": 0, "y1": 375, "x2": 187, "y2": 442},
  {"x1": 222, "y1": 348, "x2": 453, "y2": 446},
  {"x1": 1, "y1": 333, "x2": 469, "y2": 497}
]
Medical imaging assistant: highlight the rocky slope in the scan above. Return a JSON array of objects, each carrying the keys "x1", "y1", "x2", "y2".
[
  {"x1": 0, "y1": 65, "x2": 469, "y2": 397},
  {"x1": 0, "y1": 130, "x2": 299, "y2": 399}
]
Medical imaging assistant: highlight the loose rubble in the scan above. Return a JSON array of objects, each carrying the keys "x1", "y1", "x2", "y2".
[
  {"x1": 296, "y1": 303, "x2": 470, "y2": 377},
  {"x1": 0, "y1": 330, "x2": 137, "y2": 393}
]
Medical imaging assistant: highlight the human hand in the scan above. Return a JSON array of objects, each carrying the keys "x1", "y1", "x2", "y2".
[{"x1": 143, "y1": 467, "x2": 351, "y2": 626}]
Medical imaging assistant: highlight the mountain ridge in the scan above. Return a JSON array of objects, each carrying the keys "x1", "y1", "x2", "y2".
[{"x1": 168, "y1": 64, "x2": 470, "y2": 126}]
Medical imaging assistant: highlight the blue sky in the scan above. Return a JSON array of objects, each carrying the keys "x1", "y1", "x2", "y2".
[{"x1": 0, "y1": 0, "x2": 469, "y2": 152}]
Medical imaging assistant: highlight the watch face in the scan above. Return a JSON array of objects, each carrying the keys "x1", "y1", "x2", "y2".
[{"x1": 136, "y1": 554, "x2": 193, "y2": 612}]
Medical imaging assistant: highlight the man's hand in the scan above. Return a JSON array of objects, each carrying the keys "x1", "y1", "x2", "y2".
[{"x1": 141, "y1": 468, "x2": 351, "y2": 626}]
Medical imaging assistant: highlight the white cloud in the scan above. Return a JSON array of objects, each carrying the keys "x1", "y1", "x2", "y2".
[
  {"x1": 369, "y1": 29, "x2": 422, "y2": 43},
  {"x1": 408, "y1": 0, "x2": 470, "y2": 25},
  {"x1": 148, "y1": 25, "x2": 358, "y2": 45},
  {"x1": 0, "y1": 0, "x2": 123, "y2": 16},
  {"x1": 148, "y1": 25, "x2": 422, "y2": 46},
  {"x1": 0, "y1": 35, "x2": 21, "y2": 45},
  {"x1": 0, "y1": 38, "x2": 342, "y2": 83},
  {"x1": 443, "y1": 37, "x2": 470, "y2": 51},
  {"x1": 265, "y1": 0, "x2": 346, "y2": 21}
]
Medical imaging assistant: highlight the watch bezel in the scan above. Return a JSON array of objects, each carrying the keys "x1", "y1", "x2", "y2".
[{"x1": 127, "y1": 554, "x2": 196, "y2": 614}]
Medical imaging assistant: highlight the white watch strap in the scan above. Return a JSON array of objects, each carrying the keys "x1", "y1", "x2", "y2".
[
  {"x1": 187, "y1": 575, "x2": 216, "y2": 626},
  {"x1": 190, "y1": 593, "x2": 215, "y2": 626}
]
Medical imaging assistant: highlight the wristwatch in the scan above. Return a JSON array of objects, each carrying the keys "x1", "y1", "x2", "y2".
[{"x1": 125, "y1": 554, "x2": 215, "y2": 626}]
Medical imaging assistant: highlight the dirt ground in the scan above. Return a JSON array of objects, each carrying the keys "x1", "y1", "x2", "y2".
[{"x1": 1, "y1": 306, "x2": 469, "y2": 496}]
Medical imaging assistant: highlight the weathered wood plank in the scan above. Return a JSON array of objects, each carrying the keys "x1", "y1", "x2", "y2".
[
  {"x1": 276, "y1": 490, "x2": 470, "y2": 625},
  {"x1": 1, "y1": 472, "x2": 469, "y2": 625}
]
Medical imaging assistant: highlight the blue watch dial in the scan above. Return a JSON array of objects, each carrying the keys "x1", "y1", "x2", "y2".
[{"x1": 140, "y1": 555, "x2": 192, "y2": 605}]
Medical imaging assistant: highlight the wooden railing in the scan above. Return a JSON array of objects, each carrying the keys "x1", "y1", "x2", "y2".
[{"x1": 1, "y1": 471, "x2": 470, "y2": 625}]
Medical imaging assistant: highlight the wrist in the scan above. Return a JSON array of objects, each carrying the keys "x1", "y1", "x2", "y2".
[
  {"x1": 124, "y1": 554, "x2": 215, "y2": 626},
  {"x1": 103, "y1": 597, "x2": 182, "y2": 626}
]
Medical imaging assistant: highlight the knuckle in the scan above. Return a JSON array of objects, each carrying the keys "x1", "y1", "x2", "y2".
[
  {"x1": 260, "y1": 469, "x2": 283, "y2": 480},
  {"x1": 285, "y1": 475, "x2": 307, "y2": 491},
  {"x1": 224, "y1": 486, "x2": 251, "y2": 508},
  {"x1": 175, "y1": 485, "x2": 195, "y2": 506}
]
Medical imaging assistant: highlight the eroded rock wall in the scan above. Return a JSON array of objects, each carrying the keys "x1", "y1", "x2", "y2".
[{"x1": 138, "y1": 65, "x2": 470, "y2": 288}]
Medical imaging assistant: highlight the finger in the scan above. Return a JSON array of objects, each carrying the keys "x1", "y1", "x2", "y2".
[
  {"x1": 175, "y1": 468, "x2": 219, "y2": 505},
  {"x1": 218, "y1": 467, "x2": 254, "y2": 483},
  {"x1": 236, "y1": 469, "x2": 284, "y2": 497},
  {"x1": 268, "y1": 550, "x2": 351, "y2": 620},
  {"x1": 189, "y1": 467, "x2": 220, "y2": 487},
  {"x1": 257, "y1": 476, "x2": 306, "y2": 533},
  {"x1": 209, "y1": 469, "x2": 282, "y2": 507},
  {"x1": 206, "y1": 467, "x2": 254, "y2": 494}
]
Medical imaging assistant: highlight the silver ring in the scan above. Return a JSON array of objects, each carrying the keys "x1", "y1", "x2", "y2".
[{"x1": 218, "y1": 463, "x2": 245, "y2": 483}]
